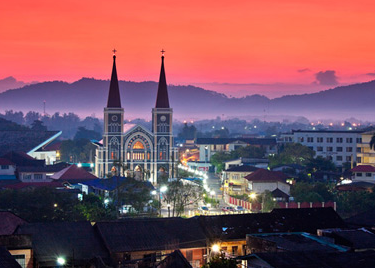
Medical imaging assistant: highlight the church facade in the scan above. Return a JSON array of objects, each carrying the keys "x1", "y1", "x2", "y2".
[{"x1": 94, "y1": 51, "x2": 175, "y2": 185}]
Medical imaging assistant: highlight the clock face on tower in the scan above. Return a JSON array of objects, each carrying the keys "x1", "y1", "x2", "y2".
[
  {"x1": 111, "y1": 115, "x2": 118, "y2": 122},
  {"x1": 160, "y1": 115, "x2": 166, "y2": 122}
]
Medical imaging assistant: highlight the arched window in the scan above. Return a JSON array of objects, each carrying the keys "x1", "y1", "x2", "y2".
[
  {"x1": 133, "y1": 141, "x2": 145, "y2": 149},
  {"x1": 158, "y1": 138, "x2": 168, "y2": 160},
  {"x1": 109, "y1": 137, "x2": 119, "y2": 160}
]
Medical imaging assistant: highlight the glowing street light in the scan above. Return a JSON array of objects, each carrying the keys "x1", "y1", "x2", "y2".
[
  {"x1": 57, "y1": 257, "x2": 66, "y2": 266},
  {"x1": 249, "y1": 193, "x2": 257, "y2": 200},
  {"x1": 211, "y1": 244, "x2": 220, "y2": 253},
  {"x1": 160, "y1": 185, "x2": 168, "y2": 193}
]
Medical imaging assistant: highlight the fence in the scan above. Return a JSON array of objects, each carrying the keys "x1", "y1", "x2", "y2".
[{"x1": 224, "y1": 194, "x2": 336, "y2": 211}]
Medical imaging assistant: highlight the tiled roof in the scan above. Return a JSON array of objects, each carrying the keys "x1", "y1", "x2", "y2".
[
  {"x1": 245, "y1": 169, "x2": 288, "y2": 183},
  {"x1": 16, "y1": 222, "x2": 109, "y2": 266},
  {"x1": 351, "y1": 165, "x2": 375, "y2": 172},
  {"x1": 225, "y1": 165, "x2": 259, "y2": 172},
  {"x1": 345, "y1": 209, "x2": 375, "y2": 228},
  {"x1": 0, "y1": 158, "x2": 14, "y2": 165},
  {"x1": 156, "y1": 250, "x2": 192, "y2": 268},
  {"x1": 196, "y1": 138, "x2": 276, "y2": 146},
  {"x1": 272, "y1": 188, "x2": 290, "y2": 198},
  {"x1": 17, "y1": 163, "x2": 68, "y2": 173},
  {"x1": 0, "y1": 130, "x2": 61, "y2": 155},
  {"x1": 96, "y1": 217, "x2": 206, "y2": 252},
  {"x1": 50, "y1": 164, "x2": 97, "y2": 181},
  {"x1": 330, "y1": 229, "x2": 375, "y2": 249},
  {"x1": 0, "y1": 211, "x2": 27, "y2": 235}
]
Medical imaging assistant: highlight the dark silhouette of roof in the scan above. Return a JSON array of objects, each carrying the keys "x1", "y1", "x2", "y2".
[
  {"x1": 197, "y1": 208, "x2": 346, "y2": 241},
  {"x1": 0, "y1": 130, "x2": 60, "y2": 156},
  {"x1": 16, "y1": 221, "x2": 110, "y2": 267},
  {"x1": 95, "y1": 217, "x2": 206, "y2": 252},
  {"x1": 2, "y1": 151, "x2": 44, "y2": 167},
  {"x1": 106, "y1": 55, "x2": 121, "y2": 108},
  {"x1": 0, "y1": 212, "x2": 27, "y2": 235},
  {"x1": 336, "y1": 181, "x2": 374, "y2": 192},
  {"x1": 196, "y1": 138, "x2": 276, "y2": 146},
  {"x1": 17, "y1": 163, "x2": 68, "y2": 173},
  {"x1": 0, "y1": 158, "x2": 14, "y2": 165},
  {"x1": 345, "y1": 209, "x2": 375, "y2": 228},
  {"x1": 156, "y1": 250, "x2": 192, "y2": 268},
  {"x1": 245, "y1": 169, "x2": 289, "y2": 183},
  {"x1": 271, "y1": 188, "x2": 290, "y2": 198},
  {"x1": 0, "y1": 246, "x2": 22, "y2": 268},
  {"x1": 3, "y1": 181, "x2": 64, "y2": 190},
  {"x1": 241, "y1": 250, "x2": 375, "y2": 268},
  {"x1": 81, "y1": 176, "x2": 154, "y2": 192},
  {"x1": 225, "y1": 165, "x2": 259, "y2": 172},
  {"x1": 329, "y1": 229, "x2": 375, "y2": 250},
  {"x1": 351, "y1": 165, "x2": 375, "y2": 172},
  {"x1": 155, "y1": 55, "x2": 170, "y2": 108}
]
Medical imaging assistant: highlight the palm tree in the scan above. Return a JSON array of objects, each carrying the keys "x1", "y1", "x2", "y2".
[{"x1": 370, "y1": 134, "x2": 375, "y2": 151}]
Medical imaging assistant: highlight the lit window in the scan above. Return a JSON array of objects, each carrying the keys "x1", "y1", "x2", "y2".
[{"x1": 133, "y1": 141, "x2": 145, "y2": 149}]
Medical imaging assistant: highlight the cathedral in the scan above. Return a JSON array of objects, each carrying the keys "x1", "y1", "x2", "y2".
[{"x1": 94, "y1": 50, "x2": 175, "y2": 185}]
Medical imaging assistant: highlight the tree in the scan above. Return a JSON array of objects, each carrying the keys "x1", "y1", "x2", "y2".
[
  {"x1": 202, "y1": 253, "x2": 237, "y2": 268},
  {"x1": 74, "y1": 126, "x2": 101, "y2": 141},
  {"x1": 210, "y1": 152, "x2": 232, "y2": 173},
  {"x1": 306, "y1": 156, "x2": 337, "y2": 173},
  {"x1": 231, "y1": 145, "x2": 266, "y2": 159},
  {"x1": 269, "y1": 143, "x2": 314, "y2": 167},
  {"x1": 31, "y1": 120, "x2": 47, "y2": 131}
]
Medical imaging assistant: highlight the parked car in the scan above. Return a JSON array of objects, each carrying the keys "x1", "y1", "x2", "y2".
[
  {"x1": 200, "y1": 206, "x2": 209, "y2": 212},
  {"x1": 236, "y1": 206, "x2": 245, "y2": 211},
  {"x1": 222, "y1": 206, "x2": 235, "y2": 212}
]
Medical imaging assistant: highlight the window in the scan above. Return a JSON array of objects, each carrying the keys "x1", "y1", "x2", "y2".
[
  {"x1": 327, "y1": 137, "x2": 333, "y2": 143},
  {"x1": 357, "y1": 147, "x2": 362, "y2": 153},
  {"x1": 327, "y1": 147, "x2": 333, "y2": 152},
  {"x1": 336, "y1": 156, "x2": 343, "y2": 161},
  {"x1": 317, "y1": 146, "x2": 323, "y2": 152},
  {"x1": 307, "y1": 137, "x2": 314, "y2": 143},
  {"x1": 336, "y1": 137, "x2": 343, "y2": 143},
  {"x1": 317, "y1": 137, "x2": 323, "y2": 143},
  {"x1": 327, "y1": 156, "x2": 333, "y2": 160},
  {"x1": 366, "y1": 173, "x2": 372, "y2": 177},
  {"x1": 357, "y1": 157, "x2": 362, "y2": 163},
  {"x1": 346, "y1": 147, "x2": 353, "y2": 152},
  {"x1": 308, "y1": 146, "x2": 313, "y2": 150},
  {"x1": 13, "y1": 255, "x2": 25, "y2": 268},
  {"x1": 357, "y1": 138, "x2": 362, "y2": 143},
  {"x1": 1, "y1": 165, "x2": 9, "y2": 170},
  {"x1": 336, "y1": 147, "x2": 343, "y2": 152},
  {"x1": 346, "y1": 156, "x2": 352, "y2": 162},
  {"x1": 23, "y1": 174, "x2": 31, "y2": 180},
  {"x1": 298, "y1": 137, "x2": 304, "y2": 142},
  {"x1": 356, "y1": 173, "x2": 363, "y2": 177},
  {"x1": 232, "y1": 246, "x2": 238, "y2": 255},
  {"x1": 34, "y1": 174, "x2": 43, "y2": 180},
  {"x1": 346, "y1": 138, "x2": 353, "y2": 143}
]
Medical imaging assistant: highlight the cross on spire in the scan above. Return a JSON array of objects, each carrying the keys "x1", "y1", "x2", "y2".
[
  {"x1": 112, "y1": 48, "x2": 117, "y2": 56},
  {"x1": 161, "y1": 49, "x2": 165, "y2": 57}
]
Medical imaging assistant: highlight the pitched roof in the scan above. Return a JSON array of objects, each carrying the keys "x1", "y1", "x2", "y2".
[
  {"x1": 3, "y1": 181, "x2": 64, "y2": 190},
  {"x1": 245, "y1": 169, "x2": 289, "y2": 183},
  {"x1": 107, "y1": 55, "x2": 121, "y2": 108},
  {"x1": 345, "y1": 209, "x2": 375, "y2": 228},
  {"x1": 242, "y1": 251, "x2": 375, "y2": 268},
  {"x1": 0, "y1": 158, "x2": 14, "y2": 165},
  {"x1": 2, "y1": 151, "x2": 44, "y2": 167},
  {"x1": 330, "y1": 229, "x2": 375, "y2": 249},
  {"x1": 50, "y1": 164, "x2": 97, "y2": 182},
  {"x1": 155, "y1": 55, "x2": 170, "y2": 108},
  {"x1": 0, "y1": 246, "x2": 22, "y2": 268},
  {"x1": 156, "y1": 250, "x2": 192, "y2": 268},
  {"x1": 196, "y1": 137, "x2": 276, "y2": 146},
  {"x1": 16, "y1": 222, "x2": 109, "y2": 266},
  {"x1": 198, "y1": 208, "x2": 346, "y2": 241},
  {"x1": 95, "y1": 217, "x2": 206, "y2": 252},
  {"x1": 271, "y1": 188, "x2": 290, "y2": 198},
  {"x1": 0, "y1": 212, "x2": 27, "y2": 235},
  {"x1": 17, "y1": 163, "x2": 68, "y2": 173},
  {"x1": 351, "y1": 165, "x2": 375, "y2": 172},
  {"x1": 0, "y1": 130, "x2": 61, "y2": 156},
  {"x1": 225, "y1": 165, "x2": 259, "y2": 172}
]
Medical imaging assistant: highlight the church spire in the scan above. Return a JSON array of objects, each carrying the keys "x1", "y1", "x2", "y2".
[
  {"x1": 155, "y1": 49, "x2": 170, "y2": 108},
  {"x1": 107, "y1": 49, "x2": 122, "y2": 108}
]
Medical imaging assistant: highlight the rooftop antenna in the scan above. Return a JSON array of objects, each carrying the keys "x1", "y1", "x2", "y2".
[{"x1": 43, "y1": 100, "x2": 46, "y2": 116}]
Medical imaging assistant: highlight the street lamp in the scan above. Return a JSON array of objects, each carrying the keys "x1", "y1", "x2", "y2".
[
  {"x1": 57, "y1": 257, "x2": 66, "y2": 266},
  {"x1": 157, "y1": 186, "x2": 168, "y2": 216}
]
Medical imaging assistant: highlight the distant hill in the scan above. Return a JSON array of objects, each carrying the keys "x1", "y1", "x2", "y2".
[{"x1": 0, "y1": 78, "x2": 374, "y2": 120}]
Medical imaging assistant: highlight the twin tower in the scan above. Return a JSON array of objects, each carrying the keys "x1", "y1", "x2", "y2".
[{"x1": 94, "y1": 51, "x2": 174, "y2": 184}]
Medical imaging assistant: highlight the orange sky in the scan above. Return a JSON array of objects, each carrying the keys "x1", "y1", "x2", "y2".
[{"x1": 1, "y1": 0, "x2": 375, "y2": 96}]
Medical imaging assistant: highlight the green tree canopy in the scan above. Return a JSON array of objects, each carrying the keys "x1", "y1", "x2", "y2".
[{"x1": 269, "y1": 143, "x2": 314, "y2": 167}]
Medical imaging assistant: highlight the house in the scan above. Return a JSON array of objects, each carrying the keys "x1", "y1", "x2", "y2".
[
  {"x1": 0, "y1": 246, "x2": 22, "y2": 268},
  {"x1": 239, "y1": 250, "x2": 375, "y2": 268},
  {"x1": 244, "y1": 169, "x2": 290, "y2": 196},
  {"x1": 246, "y1": 232, "x2": 347, "y2": 254},
  {"x1": 0, "y1": 212, "x2": 27, "y2": 236},
  {"x1": 222, "y1": 165, "x2": 258, "y2": 195},
  {"x1": 197, "y1": 208, "x2": 346, "y2": 258},
  {"x1": 224, "y1": 158, "x2": 269, "y2": 170},
  {"x1": 16, "y1": 222, "x2": 110, "y2": 268},
  {"x1": 0, "y1": 158, "x2": 16, "y2": 180},
  {"x1": 0, "y1": 235, "x2": 33, "y2": 268},
  {"x1": 350, "y1": 165, "x2": 375, "y2": 183},
  {"x1": 0, "y1": 130, "x2": 62, "y2": 165},
  {"x1": 50, "y1": 164, "x2": 98, "y2": 184},
  {"x1": 156, "y1": 250, "x2": 192, "y2": 268},
  {"x1": 357, "y1": 131, "x2": 375, "y2": 166},
  {"x1": 95, "y1": 217, "x2": 207, "y2": 268},
  {"x1": 196, "y1": 138, "x2": 277, "y2": 162}
]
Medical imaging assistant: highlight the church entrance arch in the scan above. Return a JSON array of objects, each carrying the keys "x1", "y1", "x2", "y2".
[{"x1": 134, "y1": 165, "x2": 143, "y2": 180}]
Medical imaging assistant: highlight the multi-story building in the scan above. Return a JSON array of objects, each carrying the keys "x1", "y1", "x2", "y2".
[
  {"x1": 281, "y1": 130, "x2": 364, "y2": 166},
  {"x1": 357, "y1": 131, "x2": 375, "y2": 166}
]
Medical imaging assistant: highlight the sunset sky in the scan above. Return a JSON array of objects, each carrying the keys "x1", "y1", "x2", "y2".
[{"x1": 2, "y1": 0, "x2": 375, "y2": 97}]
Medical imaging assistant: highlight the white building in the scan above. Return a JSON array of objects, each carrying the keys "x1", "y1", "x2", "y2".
[{"x1": 281, "y1": 130, "x2": 364, "y2": 166}]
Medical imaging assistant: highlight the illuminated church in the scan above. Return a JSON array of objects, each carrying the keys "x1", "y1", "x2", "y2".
[{"x1": 94, "y1": 50, "x2": 175, "y2": 184}]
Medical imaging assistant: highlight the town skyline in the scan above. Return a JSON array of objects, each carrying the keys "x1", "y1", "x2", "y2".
[{"x1": 2, "y1": 1, "x2": 375, "y2": 97}]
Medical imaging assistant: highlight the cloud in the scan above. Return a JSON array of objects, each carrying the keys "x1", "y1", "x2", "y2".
[
  {"x1": 365, "y1": 72, "x2": 375, "y2": 76},
  {"x1": 297, "y1": 68, "x2": 311, "y2": 73},
  {"x1": 314, "y1": 70, "x2": 338, "y2": 85}
]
